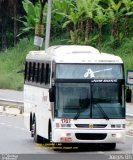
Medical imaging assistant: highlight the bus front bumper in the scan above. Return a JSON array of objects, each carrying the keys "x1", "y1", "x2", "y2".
[{"x1": 52, "y1": 129, "x2": 125, "y2": 143}]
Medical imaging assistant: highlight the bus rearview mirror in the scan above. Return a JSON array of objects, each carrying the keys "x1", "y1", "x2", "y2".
[{"x1": 126, "y1": 87, "x2": 132, "y2": 103}]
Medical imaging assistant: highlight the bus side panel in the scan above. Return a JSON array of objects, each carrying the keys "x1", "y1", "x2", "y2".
[
  {"x1": 35, "y1": 86, "x2": 51, "y2": 139},
  {"x1": 24, "y1": 85, "x2": 33, "y2": 131},
  {"x1": 24, "y1": 84, "x2": 52, "y2": 139}
]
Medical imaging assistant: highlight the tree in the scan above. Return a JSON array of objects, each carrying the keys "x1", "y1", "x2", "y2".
[
  {"x1": 0, "y1": 0, "x2": 24, "y2": 49},
  {"x1": 52, "y1": 0, "x2": 73, "y2": 37},
  {"x1": 122, "y1": 0, "x2": 133, "y2": 37},
  {"x1": 93, "y1": 5, "x2": 108, "y2": 49},
  {"x1": 39, "y1": 0, "x2": 47, "y2": 24},
  {"x1": 108, "y1": 0, "x2": 123, "y2": 41},
  {"x1": 19, "y1": 0, "x2": 46, "y2": 36},
  {"x1": 61, "y1": 1, "x2": 83, "y2": 44},
  {"x1": 82, "y1": 0, "x2": 100, "y2": 45}
]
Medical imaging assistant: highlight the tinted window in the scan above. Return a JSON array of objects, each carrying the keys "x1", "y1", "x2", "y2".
[
  {"x1": 36, "y1": 63, "x2": 40, "y2": 83},
  {"x1": 56, "y1": 64, "x2": 123, "y2": 79},
  {"x1": 40, "y1": 63, "x2": 45, "y2": 83},
  {"x1": 45, "y1": 63, "x2": 50, "y2": 84},
  {"x1": 32, "y1": 63, "x2": 36, "y2": 82}
]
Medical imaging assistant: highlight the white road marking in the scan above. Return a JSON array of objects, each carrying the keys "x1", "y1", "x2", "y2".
[
  {"x1": 0, "y1": 113, "x2": 22, "y2": 117},
  {"x1": 0, "y1": 122, "x2": 28, "y2": 132},
  {"x1": 96, "y1": 151, "x2": 105, "y2": 154}
]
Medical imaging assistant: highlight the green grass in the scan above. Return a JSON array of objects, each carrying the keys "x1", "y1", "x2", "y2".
[
  {"x1": 0, "y1": 36, "x2": 133, "y2": 90},
  {"x1": 101, "y1": 37, "x2": 133, "y2": 74},
  {"x1": 0, "y1": 38, "x2": 34, "y2": 90}
]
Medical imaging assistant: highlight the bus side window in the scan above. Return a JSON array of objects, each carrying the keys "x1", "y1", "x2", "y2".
[
  {"x1": 40, "y1": 63, "x2": 45, "y2": 84},
  {"x1": 28, "y1": 62, "x2": 32, "y2": 81},
  {"x1": 30, "y1": 62, "x2": 33, "y2": 81},
  {"x1": 45, "y1": 63, "x2": 50, "y2": 85},
  {"x1": 36, "y1": 63, "x2": 40, "y2": 83},
  {"x1": 38, "y1": 63, "x2": 42, "y2": 84},
  {"x1": 34, "y1": 63, "x2": 38, "y2": 83},
  {"x1": 32, "y1": 62, "x2": 36, "y2": 82},
  {"x1": 26, "y1": 62, "x2": 31, "y2": 82}
]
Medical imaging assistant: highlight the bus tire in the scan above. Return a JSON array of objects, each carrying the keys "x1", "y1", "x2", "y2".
[
  {"x1": 30, "y1": 113, "x2": 32, "y2": 131},
  {"x1": 33, "y1": 119, "x2": 43, "y2": 143},
  {"x1": 48, "y1": 122, "x2": 52, "y2": 143},
  {"x1": 31, "y1": 115, "x2": 34, "y2": 137}
]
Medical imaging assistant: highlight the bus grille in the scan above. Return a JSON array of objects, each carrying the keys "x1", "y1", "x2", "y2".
[
  {"x1": 75, "y1": 124, "x2": 107, "y2": 128},
  {"x1": 75, "y1": 133, "x2": 107, "y2": 140}
]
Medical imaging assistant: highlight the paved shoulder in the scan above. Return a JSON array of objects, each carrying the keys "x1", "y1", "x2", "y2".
[
  {"x1": 0, "y1": 89, "x2": 23, "y2": 102},
  {"x1": 126, "y1": 103, "x2": 133, "y2": 117}
]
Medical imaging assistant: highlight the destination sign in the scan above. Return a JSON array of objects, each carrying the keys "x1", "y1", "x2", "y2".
[{"x1": 91, "y1": 79, "x2": 117, "y2": 83}]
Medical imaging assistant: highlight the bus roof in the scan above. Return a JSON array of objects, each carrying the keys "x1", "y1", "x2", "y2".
[{"x1": 26, "y1": 45, "x2": 123, "y2": 64}]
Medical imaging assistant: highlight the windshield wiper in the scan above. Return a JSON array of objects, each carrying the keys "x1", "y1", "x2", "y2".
[
  {"x1": 74, "y1": 108, "x2": 82, "y2": 120},
  {"x1": 74, "y1": 107, "x2": 88, "y2": 120},
  {"x1": 94, "y1": 103, "x2": 109, "y2": 120}
]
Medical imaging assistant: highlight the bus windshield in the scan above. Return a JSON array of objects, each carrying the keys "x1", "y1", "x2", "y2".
[
  {"x1": 55, "y1": 83, "x2": 125, "y2": 119},
  {"x1": 56, "y1": 64, "x2": 123, "y2": 79}
]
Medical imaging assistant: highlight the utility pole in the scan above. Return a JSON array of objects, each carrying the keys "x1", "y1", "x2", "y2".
[
  {"x1": 34, "y1": 0, "x2": 47, "y2": 50},
  {"x1": 45, "y1": 0, "x2": 52, "y2": 49}
]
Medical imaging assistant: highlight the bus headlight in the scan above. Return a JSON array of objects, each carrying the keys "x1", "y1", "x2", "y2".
[
  {"x1": 60, "y1": 133, "x2": 72, "y2": 142},
  {"x1": 116, "y1": 133, "x2": 122, "y2": 138},
  {"x1": 55, "y1": 123, "x2": 71, "y2": 128},
  {"x1": 112, "y1": 133, "x2": 122, "y2": 138},
  {"x1": 61, "y1": 132, "x2": 67, "y2": 137},
  {"x1": 116, "y1": 124, "x2": 121, "y2": 128},
  {"x1": 61, "y1": 123, "x2": 71, "y2": 128},
  {"x1": 56, "y1": 123, "x2": 60, "y2": 128},
  {"x1": 111, "y1": 124, "x2": 125, "y2": 128},
  {"x1": 111, "y1": 124, "x2": 121, "y2": 128}
]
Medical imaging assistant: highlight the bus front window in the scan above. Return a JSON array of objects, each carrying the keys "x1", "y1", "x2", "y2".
[
  {"x1": 92, "y1": 83, "x2": 125, "y2": 119},
  {"x1": 55, "y1": 83, "x2": 91, "y2": 118},
  {"x1": 55, "y1": 83, "x2": 125, "y2": 119}
]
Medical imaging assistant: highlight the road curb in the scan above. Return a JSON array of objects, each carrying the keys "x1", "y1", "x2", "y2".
[
  {"x1": 0, "y1": 98, "x2": 23, "y2": 106},
  {"x1": 128, "y1": 130, "x2": 133, "y2": 136},
  {"x1": 126, "y1": 114, "x2": 133, "y2": 119},
  {"x1": 0, "y1": 105, "x2": 23, "y2": 116},
  {"x1": 126, "y1": 119, "x2": 133, "y2": 137},
  {"x1": 0, "y1": 99, "x2": 24, "y2": 115}
]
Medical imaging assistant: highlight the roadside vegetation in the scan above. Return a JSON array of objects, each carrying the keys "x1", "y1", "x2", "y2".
[
  {"x1": 0, "y1": 38, "x2": 34, "y2": 90},
  {"x1": 0, "y1": 0, "x2": 133, "y2": 90},
  {"x1": 0, "y1": 36, "x2": 133, "y2": 90}
]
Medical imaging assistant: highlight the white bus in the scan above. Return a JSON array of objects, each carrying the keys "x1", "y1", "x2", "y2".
[{"x1": 24, "y1": 45, "x2": 125, "y2": 149}]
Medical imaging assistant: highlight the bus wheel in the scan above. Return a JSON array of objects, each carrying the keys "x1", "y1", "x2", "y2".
[
  {"x1": 31, "y1": 126, "x2": 34, "y2": 138},
  {"x1": 33, "y1": 119, "x2": 43, "y2": 143},
  {"x1": 31, "y1": 119, "x2": 34, "y2": 137},
  {"x1": 48, "y1": 125, "x2": 52, "y2": 143}
]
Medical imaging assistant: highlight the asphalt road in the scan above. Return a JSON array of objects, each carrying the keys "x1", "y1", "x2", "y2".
[
  {"x1": 0, "y1": 114, "x2": 133, "y2": 159},
  {"x1": 0, "y1": 89, "x2": 133, "y2": 160},
  {"x1": 0, "y1": 89, "x2": 23, "y2": 102}
]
